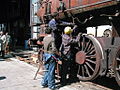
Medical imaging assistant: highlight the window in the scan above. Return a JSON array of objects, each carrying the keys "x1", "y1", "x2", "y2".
[{"x1": 87, "y1": 25, "x2": 112, "y2": 37}]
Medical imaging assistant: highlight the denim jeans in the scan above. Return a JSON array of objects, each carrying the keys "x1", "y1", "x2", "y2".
[{"x1": 41, "y1": 57, "x2": 56, "y2": 89}]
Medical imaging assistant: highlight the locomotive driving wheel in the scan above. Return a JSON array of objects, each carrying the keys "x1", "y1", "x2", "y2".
[
  {"x1": 76, "y1": 35, "x2": 103, "y2": 81},
  {"x1": 113, "y1": 48, "x2": 120, "y2": 86}
]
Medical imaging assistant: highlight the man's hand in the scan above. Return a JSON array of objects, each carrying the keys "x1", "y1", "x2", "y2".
[
  {"x1": 58, "y1": 61, "x2": 62, "y2": 65},
  {"x1": 43, "y1": 61, "x2": 46, "y2": 65}
]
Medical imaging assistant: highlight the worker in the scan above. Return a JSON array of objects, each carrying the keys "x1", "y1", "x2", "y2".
[
  {"x1": 59, "y1": 26, "x2": 81, "y2": 86},
  {"x1": 0, "y1": 31, "x2": 7, "y2": 57},
  {"x1": 36, "y1": 35, "x2": 44, "y2": 49},
  {"x1": 48, "y1": 12, "x2": 74, "y2": 51},
  {"x1": 41, "y1": 28, "x2": 62, "y2": 90},
  {"x1": 5, "y1": 32, "x2": 11, "y2": 54},
  {"x1": 1, "y1": 31, "x2": 6, "y2": 45}
]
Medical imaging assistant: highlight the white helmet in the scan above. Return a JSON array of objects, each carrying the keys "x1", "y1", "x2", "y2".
[{"x1": 64, "y1": 26, "x2": 73, "y2": 34}]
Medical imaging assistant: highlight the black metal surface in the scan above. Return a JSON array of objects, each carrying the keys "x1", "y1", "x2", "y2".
[{"x1": 0, "y1": 0, "x2": 30, "y2": 23}]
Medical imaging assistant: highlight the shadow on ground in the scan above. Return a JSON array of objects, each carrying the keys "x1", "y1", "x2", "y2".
[
  {"x1": 0, "y1": 53, "x2": 14, "y2": 61},
  {"x1": 92, "y1": 76, "x2": 120, "y2": 90},
  {"x1": 0, "y1": 76, "x2": 6, "y2": 80},
  {"x1": 0, "y1": 58, "x2": 5, "y2": 61}
]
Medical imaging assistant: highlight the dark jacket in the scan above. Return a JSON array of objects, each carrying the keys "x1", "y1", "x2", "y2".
[{"x1": 60, "y1": 34, "x2": 80, "y2": 55}]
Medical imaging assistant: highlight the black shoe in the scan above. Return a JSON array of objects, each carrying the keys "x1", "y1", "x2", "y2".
[
  {"x1": 60, "y1": 83, "x2": 66, "y2": 87},
  {"x1": 50, "y1": 87, "x2": 59, "y2": 90},
  {"x1": 50, "y1": 88, "x2": 59, "y2": 90}
]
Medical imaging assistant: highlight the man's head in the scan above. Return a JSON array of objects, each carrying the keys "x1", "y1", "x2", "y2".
[
  {"x1": 45, "y1": 27, "x2": 52, "y2": 34},
  {"x1": 64, "y1": 26, "x2": 73, "y2": 34},
  {"x1": 52, "y1": 12, "x2": 59, "y2": 19},
  {"x1": 0, "y1": 31, "x2": 3, "y2": 35}
]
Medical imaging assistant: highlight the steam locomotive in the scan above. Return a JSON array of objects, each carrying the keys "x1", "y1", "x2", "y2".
[{"x1": 37, "y1": 0, "x2": 120, "y2": 86}]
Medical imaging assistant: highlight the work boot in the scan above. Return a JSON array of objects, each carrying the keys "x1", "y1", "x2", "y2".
[
  {"x1": 50, "y1": 87, "x2": 59, "y2": 90},
  {"x1": 41, "y1": 85, "x2": 48, "y2": 88}
]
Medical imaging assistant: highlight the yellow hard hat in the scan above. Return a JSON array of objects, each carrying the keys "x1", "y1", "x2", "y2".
[{"x1": 64, "y1": 26, "x2": 73, "y2": 34}]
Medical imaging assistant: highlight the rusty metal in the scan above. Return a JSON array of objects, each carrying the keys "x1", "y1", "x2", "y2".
[
  {"x1": 76, "y1": 51, "x2": 86, "y2": 65},
  {"x1": 37, "y1": 0, "x2": 118, "y2": 21}
]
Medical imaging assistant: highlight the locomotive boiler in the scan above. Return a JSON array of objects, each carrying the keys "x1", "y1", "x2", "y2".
[{"x1": 37, "y1": 0, "x2": 120, "y2": 86}]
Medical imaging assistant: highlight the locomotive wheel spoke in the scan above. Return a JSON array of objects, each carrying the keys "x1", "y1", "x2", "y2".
[
  {"x1": 84, "y1": 40, "x2": 91, "y2": 51},
  {"x1": 78, "y1": 41, "x2": 83, "y2": 50},
  {"x1": 81, "y1": 42, "x2": 84, "y2": 50},
  {"x1": 85, "y1": 62, "x2": 94, "y2": 72},
  {"x1": 82, "y1": 36, "x2": 85, "y2": 51},
  {"x1": 86, "y1": 54, "x2": 96, "y2": 59},
  {"x1": 77, "y1": 65, "x2": 81, "y2": 74},
  {"x1": 86, "y1": 47, "x2": 95, "y2": 55},
  {"x1": 116, "y1": 58, "x2": 120, "y2": 61},
  {"x1": 82, "y1": 66, "x2": 85, "y2": 77},
  {"x1": 89, "y1": 49, "x2": 95, "y2": 54},
  {"x1": 86, "y1": 59, "x2": 96, "y2": 64},
  {"x1": 86, "y1": 42, "x2": 92, "y2": 52},
  {"x1": 84, "y1": 64, "x2": 91, "y2": 77},
  {"x1": 78, "y1": 41, "x2": 81, "y2": 48}
]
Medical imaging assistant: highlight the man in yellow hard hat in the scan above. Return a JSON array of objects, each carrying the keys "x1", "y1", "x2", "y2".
[
  {"x1": 59, "y1": 26, "x2": 81, "y2": 86},
  {"x1": 64, "y1": 26, "x2": 73, "y2": 35}
]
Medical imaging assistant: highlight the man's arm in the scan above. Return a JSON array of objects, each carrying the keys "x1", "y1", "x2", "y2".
[
  {"x1": 59, "y1": 20, "x2": 75, "y2": 26},
  {"x1": 68, "y1": 33, "x2": 81, "y2": 44},
  {"x1": 48, "y1": 19, "x2": 57, "y2": 32}
]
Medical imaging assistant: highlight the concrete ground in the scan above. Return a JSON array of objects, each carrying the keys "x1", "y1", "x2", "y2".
[
  {"x1": 0, "y1": 55, "x2": 113, "y2": 90},
  {"x1": 0, "y1": 57, "x2": 49, "y2": 90}
]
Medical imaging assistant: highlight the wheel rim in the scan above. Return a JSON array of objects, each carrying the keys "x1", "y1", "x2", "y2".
[
  {"x1": 114, "y1": 49, "x2": 120, "y2": 86},
  {"x1": 76, "y1": 35, "x2": 102, "y2": 81}
]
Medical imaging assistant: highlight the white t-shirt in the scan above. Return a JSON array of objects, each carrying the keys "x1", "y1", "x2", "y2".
[{"x1": 1, "y1": 35, "x2": 6, "y2": 44}]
